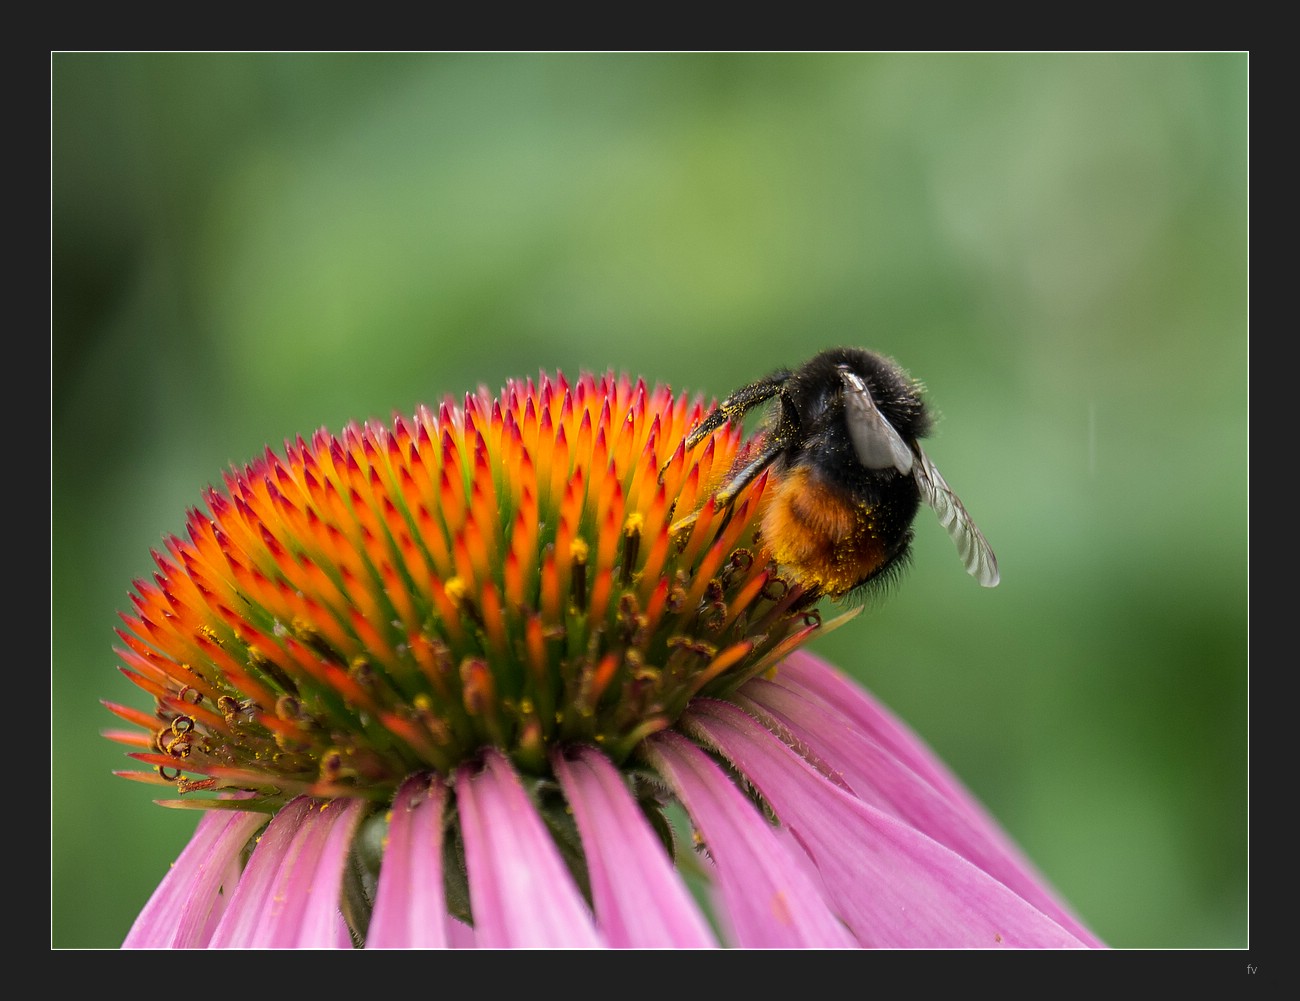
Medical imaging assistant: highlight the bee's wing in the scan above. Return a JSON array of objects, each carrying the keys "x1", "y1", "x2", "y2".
[
  {"x1": 839, "y1": 368, "x2": 915, "y2": 474},
  {"x1": 912, "y1": 444, "x2": 1000, "y2": 587}
]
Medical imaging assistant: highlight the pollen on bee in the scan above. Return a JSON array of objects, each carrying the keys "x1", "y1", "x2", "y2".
[{"x1": 762, "y1": 466, "x2": 888, "y2": 597}]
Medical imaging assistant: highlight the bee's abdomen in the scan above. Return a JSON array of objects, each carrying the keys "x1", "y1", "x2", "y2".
[{"x1": 761, "y1": 465, "x2": 893, "y2": 597}]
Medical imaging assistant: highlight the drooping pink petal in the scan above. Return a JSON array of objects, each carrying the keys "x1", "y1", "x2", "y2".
[
  {"x1": 686, "y1": 698, "x2": 1089, "y2": 948},
  {"x1": 290, "y1": 798, "x2": 366, "y2": 947},
  {"x1": 739, "y1": 670, "x2": 1101, "y2": 946},
  {"x1": 764, "y1": 651, "x2": 1101, "y2": 945},
  {"x1": 207, "y1": 797, "x2": 312, "y2": 947},
  {"x1": 368, "y1": 775, "x2": 450, "y2": 948},
  {"x1": 553, "y1": 745, "x2": 717, "y2": 948},
  {"x1": 196, "y1": 843, "x2": 248, "y2": 945},
  {"x1": 456, "y1": 748, "x2": 604, "y2": 947},
  {"x1": 642, "y1": 729, "x2": 857, "y2": 948},
  {"x1": 207, "y1": 796, "x2": 364, "y2": 948},
  {"x1": 447, "y1": 916, "x2": 478, "y2": 948},
  {"x1": 775, "y1": 651, "x2": 984, "y2": 804},
  {"x1": 123, "y1": 808, "x2": 268, "y2": 948}
]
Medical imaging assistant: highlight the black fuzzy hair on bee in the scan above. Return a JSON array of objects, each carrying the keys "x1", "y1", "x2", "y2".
[{"x1": 680, "y1": 347, "x2": 998, "y2": 598}]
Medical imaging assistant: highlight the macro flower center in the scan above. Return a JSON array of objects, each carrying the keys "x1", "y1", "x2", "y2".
[{"x1": 107, "y1": 372, "x2": 824, "y2": 811}]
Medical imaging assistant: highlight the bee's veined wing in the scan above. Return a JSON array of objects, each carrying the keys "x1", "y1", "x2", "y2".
[
  {"x1": 838, "y1": 367, "x2": 915, "y2": 474},
  {"x1": 912, "y1": 444, "x2": 1000, "y2": 587}
]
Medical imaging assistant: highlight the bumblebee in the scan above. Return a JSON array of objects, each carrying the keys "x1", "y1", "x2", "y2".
[{"x1": 679, "y1": 347, "x2": 999, "y2": 597}]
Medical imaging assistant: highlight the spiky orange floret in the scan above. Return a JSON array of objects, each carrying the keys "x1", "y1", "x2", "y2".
[{"x1": 109, "y1": 371, "x2": 821, "y2": 809}]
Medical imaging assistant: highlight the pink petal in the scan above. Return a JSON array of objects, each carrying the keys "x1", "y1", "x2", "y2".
[
  {"x1": 368, "y1": 775, "x2": 450, "y2": 948},
  {"x1": 643, "y1": 729, "x2": 858, "y2": 948},
  {"x1": 764, "y1": 651, "x2": 1101, "y2": 945},
  {"x1": 686, "y1": 699, "x2": 1089, "y2": 948},
  {"x1": 208, "y1": 796, "x2": 364, "y2": 948},
  {"x1": 291, "y1": 798, "x2": 366, "y2": 947},
  {"x1": 195, "y1": 846, "x2": 247, "y2": 945},
  {"x1": 331, "y1": 912, "x2": 356, "y2": 947},
  {"x1": 207, "y1": 797, "x2": 311, "y2": 947},
  {"x1": 776, "y1": 650, "x2": 983, "y2": 804},
  {"x1": 447, "y1": 916, "x2": 478, "y2": 948},
  {"x1": 456, "y1": 748, "x2": 604, "y2": 947},
  {"x1": 553, "y1": 745, "x2": 717, "y2": 948},
  {"x1": 123, "y1": 808, "x2": 268, "y2": 948}
]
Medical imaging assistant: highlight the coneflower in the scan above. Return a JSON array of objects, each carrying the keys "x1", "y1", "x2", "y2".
[{"x1": 106, "y1": 370, "x2": 1098, "y2": 948}]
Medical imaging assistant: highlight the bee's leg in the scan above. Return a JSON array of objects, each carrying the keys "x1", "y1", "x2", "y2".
[
  {"x1": 668, "y1": 432, "x2": 788, "y2": 536},
  {"x1": 661, "y1": 373, "x2": 790, "y2": 483},
  {"x1": 714, "y1": 434, "x2": 788, "y2": 507},
  {"x1": 681, "y1": 372, "x2": 790, "y2": 452}
]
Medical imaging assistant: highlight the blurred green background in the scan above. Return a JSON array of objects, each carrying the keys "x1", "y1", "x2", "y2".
[{"x1": 52, "y1": 53, "x2": 1247, "y2": 949}]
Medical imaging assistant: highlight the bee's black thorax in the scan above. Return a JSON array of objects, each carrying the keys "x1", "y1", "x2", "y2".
[
  {"x1": 782, "y1": 347, "x2": 932, "y2": 440},
  {"x1": 767, "y1": 347, "x2": 930, "y2": 505}
]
